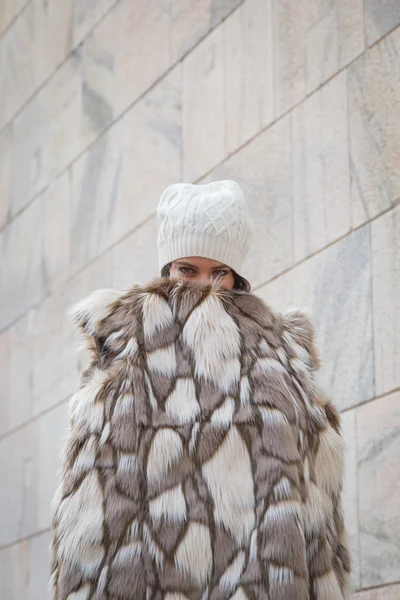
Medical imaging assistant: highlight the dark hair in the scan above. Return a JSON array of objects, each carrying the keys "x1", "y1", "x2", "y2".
[{"x1": 161, "y1": 263, "x2": 251, "y2": 292}]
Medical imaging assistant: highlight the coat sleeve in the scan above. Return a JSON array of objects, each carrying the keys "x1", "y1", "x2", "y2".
[
  {"x1": 281, "y1": 310, "x2": 351, "y2": 600},
  {"x1": 50, "y1": 289, "x2": 145, "y2": 599}
]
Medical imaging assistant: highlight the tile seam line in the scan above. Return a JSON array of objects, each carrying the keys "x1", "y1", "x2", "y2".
[
  {"x1": 0, "y1": 394, "x2": 71, "y2": 444},
  {"x1": 342, "y1": 386, "x2": 400, "y2": 416},
  {"x1": 0, "y1": 527, "x2": 51, "y2": 552},
  {"x1": 1, "y1": 7, "x2": 398, "y2": 235},
  {"x1": 0, "y1": 0, "x2": 32, "y2": 43},
  {"x1": 0, "y1": 0, "x2": 246, "y2": 149},
  {"x1": 0, "y1": 201, "x2": 397, "y2": 338}
]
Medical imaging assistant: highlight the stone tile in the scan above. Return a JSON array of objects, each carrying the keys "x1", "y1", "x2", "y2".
[
  {"x1": 80, "y1": 10, "x2": 115, "y2": 140},
  {"x1": 0, "y1": 199, "x2": 46, "y2": 330},
  {"x1": 32, "y1": 251, "x2": 112, "y2": 417},
  {"x1": 209, "y1": 115, "x2": 293, "y2": 288},
  {"x1": 357, "y1": 391, "x2": 400, "y2": 586},
  {"x1": 37, "y1": 403, "x2": 69, "y2": 530},
  {"x1": 71, "y1": 65, "x2": 181, "y2": 274},
  {"x1": 7, "y1": 313, "x2": 36, "y2": 432},
  {"x1": 9, "y1": 95, "x2": 41, "y2": 216},
  {"x1": 0, "y1": 539, "x2": 29, "y2": 600},
  {"x1": 114, "y1": 0, "x2": 171, "y2": 116},
  {"x1": 0, "y1": 3, "x2": 36, "y2": 130},
  {"x1": 28, "y1": 530, "x2": 51, "y2": 600},
  {"x1": 183, "y1": 26, "x2": 225, "y2": 181},
  {"x1": 0, "y1": 123, "x2": 13, "y2": 228},
  {"x1": 111, "y1": 215, "x2": 159, "y2": 288},
  {"x1": 337, "y1": 0, "x2": 365, "y2": 67},
  {"x1": 365, "y1": 0, "x2": 400, "y2": 45},
  {"x1": 0, "y1": 420, "x2": 39, "y2": 546},
  {"x1": 273, "y1": 0, "x2": 365, "y2": 116},
  {"x1": 0, "y1": 0, "x2": 74, "y2": 130},
  {"x1": 32, "y1": 0, "x2": 74, "y2": 85},
  {"x1": 257, "y1": 226, "x2": 374, "y2": 411},
  {"x1": 37, "y1": 51, "x2": 83, "y2": 197},
  {"x1": 73, "y1": 0, "x2": 117, "y2": 46},
  {"x1": 170, "y1": 0, "x2": 211, "y2": 62},
  {"x1": 353, "y1": 584, "x2": 400, "y2": 600},
  {"x1": 273, "y1": 0, "x2": 307, "y2": 116},
  {"x1": 0, "y1": 329, "x2": 10, "y2": 437},
  {"x1": 341, "y1": 409, "x2": 361, "y2": 591},
  {"x1": 41, "y1": 170, "x2": 71, "y2": 294},
  {"x1": 371, "y1": 205, "x2": 400, "y2": 396},
  {"x1": 292, "y1": 72, "x2": 351, "y2": 261},
  {"x1": 349, "y1": 28, "x2": 400, "y2": 227},
  {"x1": 224, "y1": 0, "x2": 273, "y2": 153},
  {"x1": 305, "y1": 0, "x2": 339, "y2": 94},
  {"x1": 211, "y1": 0, "x2": 243, "y2": 26},
  {"x1": 9, "y1": 53, "x2": 81, "y2": 215},
  {"x1": 0, "y1": 0, "x2": 28, "y2": 37}
]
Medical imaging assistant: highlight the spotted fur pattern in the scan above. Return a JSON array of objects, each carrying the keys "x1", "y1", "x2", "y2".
[{"x1": 50, "y1": 279, "x2": 350, "y2": 600}]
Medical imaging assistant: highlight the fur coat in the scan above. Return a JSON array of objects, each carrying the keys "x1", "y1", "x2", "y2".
[{"x1": 50, "y1": 279, "x2": 350, "y2": 600}]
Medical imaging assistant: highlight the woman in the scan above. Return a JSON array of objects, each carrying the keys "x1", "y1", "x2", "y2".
[{"x1": 51, "y1": 181, "x2": 350, "y2": 599}]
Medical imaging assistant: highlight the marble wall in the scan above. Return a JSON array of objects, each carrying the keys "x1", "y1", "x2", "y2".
[{"x1": 0, "y1": 0, "x2": 399, "y2": 597}]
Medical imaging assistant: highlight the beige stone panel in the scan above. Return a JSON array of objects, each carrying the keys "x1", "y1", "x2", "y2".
[
  {"x1": 114, "y1": 0, "x2": 172, "y2": 116},
  {"x1": 170, "y1": 0, "x2": 212, "y2": 62},
  {"x1": 32, "y1": 0, "x2": 74, "y2": 85},
  {"x1": 305, "y1": 0, "x2": 339, "y2": 94},
  {"x1": 0, "y1": 123, "x2": 13, "y2": 228},
  {"x1": 183, "y1": 26, "x2": 225, "y2": 181},
  {"x1": 9, "y1": 94, "x2": 41, "y2": 216},
  {"x1": 273, "y1": 0, "x2": 307, "y2": 116},
  {"x1": 28, "y1": 530, "x2": 52, "y2": 600},
  {"x1": 111, "y1": 215, "x2": 159, "y2": 288},
  {"x1": 73, "y1": 0, "x2": 117, "y2": 46},
  {"x1": 365, "y1": 0, "x2": 400, "y2": 45},
  {"x1": 0, "y1": 0, "x2": 28, "y2": 36},
  {"x1": 0, "y1": 0, "x2": 74, "y2": 130},
  {"x1": 0, "y1": 420, "x2": 39, "y2": 546},
  {"x1": 353, "y1": 584, "x2": 400, "y2": 600},
  {"x1": 7, "y1": 312, "x2": 36, "y2": 432},
  {"x1": 371, "y1": 205, "x2": 400, "y2": 396},
  {"x1": 41, "y1": 170, "x2": 71, "y2": 294},
  {"x1": 357, "y1": 391, "x2": 400, "y2": 586},
  {"x1": 37, "y1": 402, "x2": 69, "y2": 530},
  {"x1": 0, "y1": 199, "x2": 46, "y2": 330},
  {"x1": 225, "y1": 0, "x2": 273, "y2": 153},
  {"x1": 211, "y1": 0, "x2": 243, "y2": 26},
  {"x1": 0, "y1": 3, "x2": 36, "y2": 130},
  {"x1": 32, "y1": 251, "x2": 112, "y2": 417},
  {"x1": 210, "y1": 116, "x2": 292, "y2": 288},
  {"x1": 71, "y1": 65, "x2": 181, "y2": 274},
  {"x1": 349, "y1": 28, "x2": 400, "y2": 227},
  {"x1": 341, "y1": 409, "x2": 361, "y2": 591},
  {"x1": 0, "y1": 329, "x2": 10, "y2": 437},
  {"x1": 257, "y1": 226, "x2": 374, "y2": 411},
  {"x1": 0, "y1": 538, "x2": 29, "y2": 600},
  {"x1": 80, "y1": 12, "x2": 115, "y2": 141},
  {"x1": 274, "y1": 0, "x2": 366, "y2": 116},
  {"x1": 337, "y1": 0, "x2": 365, "y2": 67},
  {"x1": 292, "y1": 72, "x2": 351, "y2": 261}
]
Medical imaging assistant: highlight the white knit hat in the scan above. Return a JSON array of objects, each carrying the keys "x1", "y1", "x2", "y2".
[{"x1": 157, "y1": 181, "x2": 252, "y2": 275}]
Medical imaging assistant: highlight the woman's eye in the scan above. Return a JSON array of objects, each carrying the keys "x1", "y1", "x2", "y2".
[
  {"x1": 179, "y1": 267, "x2": 195, "y2": 276},
  {"x1": 212, "y1": 270, "x2": 228, "y2": 278}
]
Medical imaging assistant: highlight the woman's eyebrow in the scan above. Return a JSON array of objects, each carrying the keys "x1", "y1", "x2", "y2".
[{"x1": 175, "y1": 261, "x2": 199, "y2": 269}]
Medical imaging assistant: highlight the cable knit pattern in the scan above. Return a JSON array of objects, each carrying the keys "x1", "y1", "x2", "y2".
[
  {"x1": 157, "y1": 181, "x2": 253, "y2": 273},
  {"x1": 50, "y1": 279, "x2": 350, "y2": 600}
]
